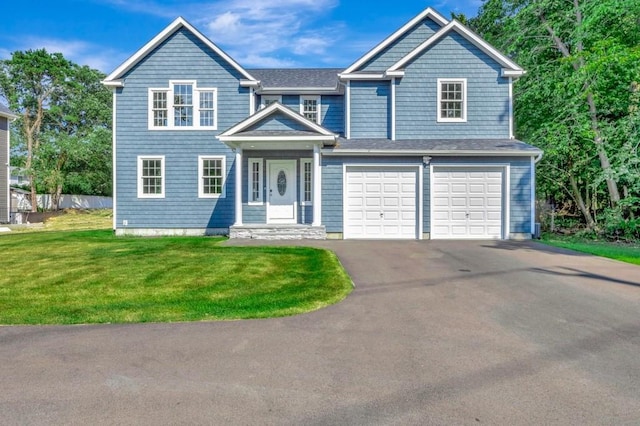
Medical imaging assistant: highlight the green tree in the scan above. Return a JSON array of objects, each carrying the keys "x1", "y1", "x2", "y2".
[
  {"x1": 0, "y1": 50, "x2": 112, "y2": 210},
  {"x1": 471, "y1": 0, "x2": 640, "y2": 229}
]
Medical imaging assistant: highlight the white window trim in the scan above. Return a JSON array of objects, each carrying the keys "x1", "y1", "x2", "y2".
[
  {"x1": 260, "y1": 95, "x2": 282, "y2": 109},
  {"x1": 148, "y1": 80, "x2": 218, "y2": 130},
  {"x1": 198, "y1": 155, "x2": 226, "y2": 198},
  {"x1": 137, "y1": 155, "x2": 165, "y2": 199},
  {"x1": 436, "y1": 78, "x2": 467, "y2": 123},
  {"x1": 300, "y1": 95, "x2": 321, "y2": 124},
  {"x1": 300, "y1": 158, "x2": 313, "y2": 206},
  {"x1": 248, "y1": 158, "x2": 263, "y2": 205}
]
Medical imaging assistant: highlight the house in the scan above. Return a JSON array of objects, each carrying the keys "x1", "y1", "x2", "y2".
[
  {"x1": 0, "y1": 103, "x2": 18, "y2": 224},
  {"x1": 102, "y1": 7, "x2": 542, "y2": 240}
]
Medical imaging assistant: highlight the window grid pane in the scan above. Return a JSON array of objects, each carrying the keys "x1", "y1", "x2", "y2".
[
  {"x1": 440, "y1": 82, "x2": 463, "y2": 119},
  {"x1": 152, "y1": 92, "x2": 168, "y2": 127},
  {"x1": 251, "y1": 162, "x2": 260, "y2": 201},
  {"x1": 200, "y1": 91, "x2": 215, "y2": 127},
  {"x1": 202, "y1": 159, "x2": 223, "y2": 195},
  {"x1": 303, "y1": 99, "x2": 318, "y2": 122},
  {"x1": 304, "y1": 162, "x2": 312, "y2": 202},
  {"x1": 174, "y1": 84, "x2": 193, "y2": 126},
  {"x1": 141, "y1": 159, "x2": 162, "y2": 194}
]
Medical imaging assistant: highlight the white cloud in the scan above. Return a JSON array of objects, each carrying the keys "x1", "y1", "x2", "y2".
[
  {"x1": 6, "y1": 36, "x2": 127, "y2": 73},
  {"x1": 104, "y1": 0, "x2": 342, "y2": 67}
]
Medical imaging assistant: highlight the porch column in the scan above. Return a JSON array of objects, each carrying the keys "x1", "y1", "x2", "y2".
[
  {"x1": 312, "y1": 144, "x2": 322, "y2": 226},
  {"x1": 234, "y1": 147, "x2": 243, "y2": 226}
]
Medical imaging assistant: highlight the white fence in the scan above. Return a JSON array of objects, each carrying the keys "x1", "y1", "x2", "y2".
[{"x1": 37, "y1": 194, "x2": 113, "y2": 210}]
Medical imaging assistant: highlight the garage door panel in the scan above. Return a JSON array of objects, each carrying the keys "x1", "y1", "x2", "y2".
[
  {"x1": 345, "y1": 166, "x2": 418, "y2": 239},
  {"x1": 432, "y1": 167, "x2": 504, "y2": 239}
]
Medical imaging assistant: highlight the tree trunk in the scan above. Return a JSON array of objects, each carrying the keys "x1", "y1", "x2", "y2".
[{"x1": 569, "y1": 174, "x2": 595, "y2": 228}]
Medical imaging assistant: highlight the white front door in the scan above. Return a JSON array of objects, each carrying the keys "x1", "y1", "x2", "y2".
[{"x1": 267, "y1": 160, "x2": 297, "y2": 223}]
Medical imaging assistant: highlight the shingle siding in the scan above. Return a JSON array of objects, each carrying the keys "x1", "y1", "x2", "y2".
[
  {"x1": 396, "y1": 32, "x2": 510, "y2": 139},
  {"x1": 360, "y1": 17, "x2": 443, "y2": 72},
  {"x1": 115, "y1": 28, "x2": 249, "y2": 230},
  {"x1": 350, "y1": 81, "x2": 390, "y2": 138},
  {"x1": 321, "y1": 95, "x2": 344, "y2": 134}
]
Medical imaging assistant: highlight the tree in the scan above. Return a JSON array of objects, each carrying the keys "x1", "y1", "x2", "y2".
[
  {"x1": 471, "y1": 0, "x2": 640, "y2": 229},
  {"x1": 0, "y1": 50, "x2": 112, "y2": 210},
  {"x1": 0, "y1": 50, "x2": 73, "y2": 211}
]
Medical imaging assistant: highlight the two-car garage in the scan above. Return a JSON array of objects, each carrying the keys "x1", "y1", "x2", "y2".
[{"x1": 343, "y1": 164, "x2": 507, "y2": 240}]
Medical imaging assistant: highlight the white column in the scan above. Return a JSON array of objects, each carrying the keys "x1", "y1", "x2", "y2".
[
  {"x1": 391, "y1": 77, "x2": 396, "y2": 141},
  {"x1": 312, "y1": 144, "x2": 322, "y2": 226},
  {"x1": 234, "y1": 147, "x2": 243, "y2": 226}
]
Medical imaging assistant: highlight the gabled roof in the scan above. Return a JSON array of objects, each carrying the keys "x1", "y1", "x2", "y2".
[
  {"x1": 387, "y1": 20, "x2": 524, "y2": 77},
  {"x1": 342, "y1": 7, "x2": 449, "y2": 74},
  {"x1": 217, "y1": 102, "x2": 337, "y2": 143},
  {"x1": 248, "y1": 69, "x2": 342, "y2": 92},
  {"x1": 0, "y1": 103, "x2": 17, "y2": 119},
  {"x1": 103, "y1": 17, "x2": 258, "y2": 87}
]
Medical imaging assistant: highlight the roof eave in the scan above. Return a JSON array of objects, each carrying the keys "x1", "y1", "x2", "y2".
[{"x1": 322, "y1": 149, "x2": 542, "y2": 156}]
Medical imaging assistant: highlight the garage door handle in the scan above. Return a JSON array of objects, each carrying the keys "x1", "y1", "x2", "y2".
[{"x1": 380, "y1": 212, "x2": 384, "y2": 218}]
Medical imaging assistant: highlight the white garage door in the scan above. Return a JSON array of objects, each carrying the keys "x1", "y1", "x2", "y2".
[
  {"x1": 345, "y1": 166, "x2": 418, "y2": 239},
  {"x1": 431, "y1": 167, "x2": 504, "y2": 239}
]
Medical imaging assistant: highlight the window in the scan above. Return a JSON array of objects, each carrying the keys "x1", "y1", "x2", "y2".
[
  {"x1": 199, "y1": 156, "x2": 226, "y2": 198},
  {"x1": 148, "y1": 81, "x2": 217, "y2": 129},
  {"x1": 300, "y1": 96, "x2": 320, "y2": 124},
  {"x1": 138, "y1": 156, "x2": 165, "y2": 198},
  {"x1": 260, "y1": 95, "x2": 281, "y2": 109},
  {"x1": 437, "y1": 79, "x2": 467, "y2": 122},
  {"x1": 300, "y1": 159, "x2": 313, "y2": 205},
  {"x1": 248, "y1": 158, "x2": 263, "y2": 204}
]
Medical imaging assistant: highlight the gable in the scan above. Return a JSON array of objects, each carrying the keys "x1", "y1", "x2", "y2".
[
  {"x1": 343, "y1": 7, "x2": 448, "y2": 74},
  {"x1": 103, "y1": 17, "x2": 257, "y2": 86},
  {"x1": 245, "y1": 112, "x2": 314, "y2": 133},
  {"x1": 358, "y1": 17, "x2": 443, "y2": 72}
]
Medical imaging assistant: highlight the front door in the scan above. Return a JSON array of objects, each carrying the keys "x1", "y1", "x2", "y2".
[{"x1": 267, "y1": 160, "x2": 297, "y2": 223}]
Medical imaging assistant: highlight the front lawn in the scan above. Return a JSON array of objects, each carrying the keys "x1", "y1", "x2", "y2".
[
  {"x1": 0, "y1": 230, "x2": 352, "y2": 324},
  {"x1": 540, "y1": 235, "x2": 640, "y2": 265}
]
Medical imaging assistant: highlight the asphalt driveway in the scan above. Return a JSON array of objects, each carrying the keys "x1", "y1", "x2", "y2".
[{"x1": 1, "y1": 240, "x2": 639, "y2": 424}]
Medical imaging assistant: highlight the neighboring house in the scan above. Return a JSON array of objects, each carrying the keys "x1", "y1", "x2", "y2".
[
  {"x1": 9, "y1": 167, "x2": 30, "y2": 187},
  {"x1": 0, "y1": 103, "x2": 18, "y2": 224},
  {"x1": 102, "y1": 7, "x2": 542, "y2": 240}
]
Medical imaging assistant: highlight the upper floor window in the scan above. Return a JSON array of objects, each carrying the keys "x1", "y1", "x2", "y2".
[
  {"x1": 300, "y1": 96, "x2": 320, "y2": 124},
  {"x1": 260, "y1": 95, "x2": 281, "y2": 109},
  {"x1": 149, "y1": 81, "x2": 217, "y2": 130},
  {"x1": 437, "y1": 79, "x2": 467, "y2": 123}
]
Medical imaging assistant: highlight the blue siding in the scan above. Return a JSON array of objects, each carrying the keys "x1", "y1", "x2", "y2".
[
  {"x1": 321, "y1": 95, "x2": 344, "y2": 134},
  {"x1": 360, "y1": 17, "x2": 442, "y2": 72},
  {"x1": 115, "y1": 28, "x2": 249, "y2": 230},
  {"x1": 396, "y1": 31, "x2": 510, "y2": 139},
  {"x1": 350, "y1": 81, "x2": 390, "y2": 138}
]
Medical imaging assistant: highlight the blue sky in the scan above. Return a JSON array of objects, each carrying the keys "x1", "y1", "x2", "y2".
[{"x1": 2, "y1": 0, "x2": 483, "y2": 74}]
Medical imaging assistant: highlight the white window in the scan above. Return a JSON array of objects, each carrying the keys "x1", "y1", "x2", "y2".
[
  {"x1": 300, "y1": 96, "x2": 320, "y2": 124},
  {"x1": 199, "y1": 156, "x2": 226, "y2": 198},
  {"x1": 148, "y1": 81, "x2": 217, "y2": 129},
  {"x1": 260, "y1": 95, "x2": 281, "y2": 109},
  {"x1": 248, "y1": 158, "x2": 263, "y2": 204},
  {"x1": 138, "y1": 156, "x2": 165, "y2": 198},
  {"x1": 437, "y1": 78, "x2": 467, "y2": 122},
  {"x1": 300, "y1": 159, "x2": 313, "y2": 205}
]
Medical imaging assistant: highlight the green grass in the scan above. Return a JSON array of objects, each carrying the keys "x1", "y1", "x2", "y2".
[
  {"x1": 0, "y1": 228, "x2": 353, "y2": 325},
  {"x1": 540, "y1": 235, "x2": 640, "y2": 265}
]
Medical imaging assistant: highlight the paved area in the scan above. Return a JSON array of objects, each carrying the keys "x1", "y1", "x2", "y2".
[{"x1": 1, "y1": 240, "x2": 639, "y2": 425}]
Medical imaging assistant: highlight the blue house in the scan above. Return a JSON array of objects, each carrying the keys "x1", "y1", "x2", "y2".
[
  {"x1": 103, "y1": 7, "x2": 542, "y2": 240},
  {"x1": 0, "y1": 104, "x2": 18, "y2": 224}
]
